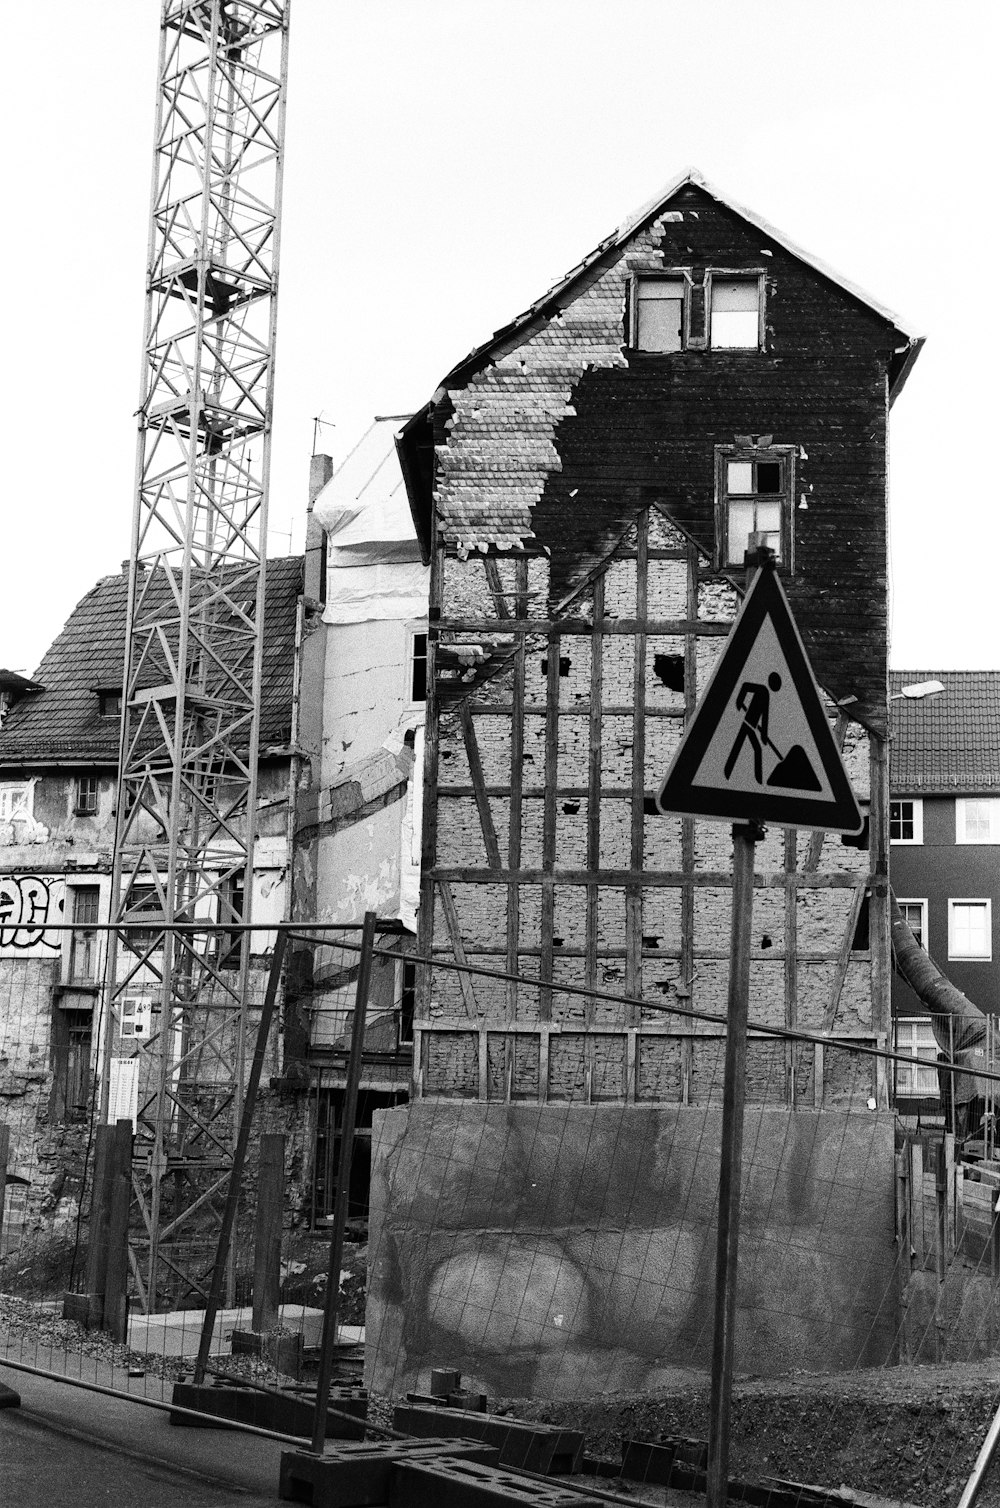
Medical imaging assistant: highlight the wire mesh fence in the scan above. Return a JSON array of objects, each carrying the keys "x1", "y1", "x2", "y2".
[{"x1": 2, "y1": 923, "x2": 1000, "y2": 1499}]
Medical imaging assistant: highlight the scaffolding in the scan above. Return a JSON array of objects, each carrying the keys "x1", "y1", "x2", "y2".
[{"x1": 100, "y1": 0, "x2": 291, "y2": 1311}]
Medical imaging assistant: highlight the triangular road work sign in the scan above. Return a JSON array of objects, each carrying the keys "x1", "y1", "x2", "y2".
[{"x1": 657, "y1": 566, "x2": 863, "y2": 833}]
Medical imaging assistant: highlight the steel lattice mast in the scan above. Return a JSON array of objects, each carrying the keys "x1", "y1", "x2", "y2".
[{"x1": 101, "y1": 0, "x2": 290, "y2": 1310}]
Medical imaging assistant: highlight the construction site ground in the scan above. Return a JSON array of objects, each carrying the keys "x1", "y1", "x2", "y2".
[{"x1": 502, "y1": 1359, "x2": 1000, "y2": 1506}]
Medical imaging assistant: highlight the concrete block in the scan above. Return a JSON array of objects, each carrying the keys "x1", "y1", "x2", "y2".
[
  {"x1": 170, "y1": 1381, "x2": 366, "y2": 1438},
  {"x1": 127, "y1": 1303, "x2": 327, "y2": 1358},
  {"x1": 393, "y1": 1402, "x2": 584, "y2": 1474},
  {"x1": 278, "y1": 1439, "x2": 499, "y2": 1507},
  {"x1": 390, "y1": 1457, "x2": 604, "y2": 1506}
]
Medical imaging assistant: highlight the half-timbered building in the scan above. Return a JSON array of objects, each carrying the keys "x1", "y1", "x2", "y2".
[{"x1": 397, "y1": 169, "x2": 922, "y2": 1110}]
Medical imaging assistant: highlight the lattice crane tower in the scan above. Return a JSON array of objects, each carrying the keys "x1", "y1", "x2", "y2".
[{"x1": 101, "y1": 0, "x2": 290, "y2": 1309}]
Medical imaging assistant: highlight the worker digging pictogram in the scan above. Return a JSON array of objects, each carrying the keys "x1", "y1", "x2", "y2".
[{"x1": 657, "y1": 562, "x2": 862, "y2": 833}]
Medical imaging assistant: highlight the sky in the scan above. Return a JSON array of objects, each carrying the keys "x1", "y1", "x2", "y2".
[{"x1": 2, "y1": 0, "x2": 997, "y2": 678}]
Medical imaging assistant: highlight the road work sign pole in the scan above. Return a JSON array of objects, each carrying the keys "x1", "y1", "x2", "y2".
[{"x1": 706, "y1": 819, "x2": 760, "y2": 1508}]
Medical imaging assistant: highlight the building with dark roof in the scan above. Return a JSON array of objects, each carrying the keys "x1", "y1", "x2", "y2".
[
  {"x1": 0, "y1": 556, "x2": 303, "y2": 1232},
  {"x1": 890, "y1": 671, "x2": 1000, "y2": 1120}
]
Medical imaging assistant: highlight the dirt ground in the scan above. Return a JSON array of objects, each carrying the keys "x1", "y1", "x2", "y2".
[{"x1": 502, "y1": 1360, "x2": 1000, "y2": 1506}]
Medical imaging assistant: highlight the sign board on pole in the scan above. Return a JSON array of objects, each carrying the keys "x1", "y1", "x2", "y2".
[{"x1": 656, "y1": 566, "x2": 863, "y2": 834}]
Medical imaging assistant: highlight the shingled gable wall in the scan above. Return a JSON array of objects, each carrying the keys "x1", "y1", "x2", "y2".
[{"x1": 411, "y1": 178, "x2": 911, "y2": 1109}]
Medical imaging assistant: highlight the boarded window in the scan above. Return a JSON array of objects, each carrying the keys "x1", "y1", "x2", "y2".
[
  {"x1": 710, "y1": 277, "x2": 761, "y2": 349},
  {"x1": 634, "y1": 277, "x2": 686, "y2": 352}
]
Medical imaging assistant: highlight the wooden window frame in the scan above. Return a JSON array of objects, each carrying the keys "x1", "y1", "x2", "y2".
[
  {"x1": 628, "y1": 270, "x2": 693, "y2": 353},
  {"x1": 715, "y1": 443, "x2": 795, "y2": 571},
  {"x1": 956, "y1": 797, "x2": 1000, "y2": 844},
  {"x1": 74, "y1": 774, "x2": 99, "y2": 816},
  {"x1": 889, "y1": 798, "x2": 923, "y2": 845},
  {"x1": 948, "y1": 898, "x2": 992, "y2": 961},
  {"x1": 408, "y1": 626, "x2": 428, "y2": 706},
  {"x1": 897, "y1": 897, "x2": 928, "y2": 954},
  {"x1": 706, "y1": 269, "x2": 767, "y2": 351}
]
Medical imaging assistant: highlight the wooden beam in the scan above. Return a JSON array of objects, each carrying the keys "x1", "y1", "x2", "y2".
[
  {"x1": 539, "y1": 628, "x2": 561, "y2": 1021},
  {"x1": 803, "y1": 713, "x2": 849, "y2": 872},
  {"x1": 626, "y1": 512, "x2": 649, "y2": 1022},
  {"x1": 433, "y1": 866, "x2": 867, "y2": 889},
  {"x1": 460, "y1": 703, "x2": 502, "y2": 869},
  {"x1": 681, "y1": 545, "x2": 699, "y2": 999},
  {"x1": 784, "y1": 828, "x2": 798, "y2": 1104},
  {"x1": 482, "y1": 556, "x2": 512, "y2": 620},
  {"x1": 822, "y1": 881, "x2": 868, "y2": 1031},
  {"x1": 505, "y1": 559, "x2": 528, "y2": 1088},
  {"x1": 437, "y1": 616, "x2": 733, "y2": 636},
  {"x1": 416, "y1": 543, "x2": 445, "y2": 1029},
  {"x1": 437, "y1": 879, "x2": 479, "y2": 1020},
  {"x1": 586, "y1": 574, "x2": 604, "y2": 1064},
  {"x1": 869, "y1": 732, "x2": 891, "y2": 1105}
]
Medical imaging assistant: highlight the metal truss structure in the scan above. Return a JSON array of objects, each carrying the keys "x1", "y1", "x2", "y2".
[{"x1": 101, "y1": 0, "x2": 290, "y2": 1310}]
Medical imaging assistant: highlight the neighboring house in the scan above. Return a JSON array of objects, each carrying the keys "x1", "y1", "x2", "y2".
[
  {"x1": 890, "y1": 670, "x2": 1000, "y2": 1120},
  {"x1": 0, "y1": 557, "x2": 303, "y2": 1234},
  {"x1": 289, "y1": 419, "x2": 429, "y2": 1220},
  {"x1": 398, "y1": 166, "x2": 921, "y2": 1110}
]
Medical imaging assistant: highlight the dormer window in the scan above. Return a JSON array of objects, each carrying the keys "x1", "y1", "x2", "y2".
[
  {"x1": 98, "y1": 691, "x2": 122, "y2": 719},
  {"x1": 709, "y1": 274, "x2": 764, "y2": 349},
  {"x1": 632, "y1": 276, "x2": 687, "y2": 352}
]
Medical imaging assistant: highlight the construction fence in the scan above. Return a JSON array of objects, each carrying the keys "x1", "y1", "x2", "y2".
[{"x1": 2, "y1": 921, "x2": 1000, "y2": 1501}]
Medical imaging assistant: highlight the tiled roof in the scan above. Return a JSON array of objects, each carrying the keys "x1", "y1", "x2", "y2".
[
  {"x1": 0, "y1": 557, "x2": 303, "y2": 766},
  {"x1": 890, "y1": 671, "x2": 1000, "y2": 793}
]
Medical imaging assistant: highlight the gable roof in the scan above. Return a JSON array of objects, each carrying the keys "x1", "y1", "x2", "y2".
[
  {"x1": 399, "y1": 167, "x2": 924, "y2": 561},
  {"x1": 890, "y1": 672, "x2": 1000, "y2": 794},
  {"x1": 0, "y1": 556, "x2": 304, "y2": 766}
]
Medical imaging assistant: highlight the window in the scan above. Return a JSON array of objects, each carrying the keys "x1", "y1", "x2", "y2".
[
  {"x1": 74, "y1": 775, "x2": 99, "y2": 815},
  {"x1": 894, "y1": 1018, "x2": 939, "y2": 1098},
  {"x1": 717, "y1": 447, "x2": 793, "y2": 567},
  {"x1": 410, "y1": 630, "x2": 428, "y2": 704},
  {"x1": 400, "y1": 959, "x2": 416, "y2": 1045},
  {"x1": 68, "y1": 885, "x2": 101, "y2": 983},
  {"x1": 889, "y1": 799, "x2": 923, "y2": 845},
  {"x1": 218, "y1": 872, "x2": 245, "y2": 971},
  {"x1": 956, "y1": 798, "x2": 1000, "y2": 844},
  {"x1": 949, "y1": 900, "x2": 992, "y2": 960},
  {"x1": 632, "y1": 276, "x2": 687, "y2": 352},
  {"x1": 897, "y1": 899, "x2": 928, "y2": 953},
  {"x1": 709, "y1": 275, "x2": 762, "y2": 349},
  {"x1": 98, "y1": 691, "x2": 122, "y2": 718},
  {"x1": 123, "y1": 882, "x2": 162, "y2": 947},
  {"x1": 0, "y1": 782, "x2": 32, "y2": 821}
]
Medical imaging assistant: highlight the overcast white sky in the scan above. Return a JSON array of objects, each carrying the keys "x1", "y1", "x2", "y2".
[{"x1": 2, "y1": 0, "x2": 997, "y2": 678}]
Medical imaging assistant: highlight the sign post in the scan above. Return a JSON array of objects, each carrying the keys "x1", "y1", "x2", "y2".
[{"x1": 657, "y1": 551, "x2": 862, "y2": 1507}]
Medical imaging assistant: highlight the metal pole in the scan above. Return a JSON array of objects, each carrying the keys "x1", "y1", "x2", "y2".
[
  {"x1": 706, "y1": 820, "x2": 759, "y2": 1508},
  {"x1": 192, "y1": 931, "x2": 288, "y2": 1385},
  {"x1": 311, "y1": 910, "x2": 377, "y2": 1456}
]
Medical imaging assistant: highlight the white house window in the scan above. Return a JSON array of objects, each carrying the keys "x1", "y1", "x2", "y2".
[
  {"x1": 74, "y1": 775, "x2": 99, "y2": 816},
  {"x1": 709, "y1": 275, "x2": 763, "y2": 349},
  {"x1": 633, "y1": 276, "x2": 687, "y2": 352},
  {"x1": 956, "y1": 798, "x2": 1000, "y2": 844},
  {"x1": 889, "y1": 798, "x2": 923, "y2": 845},
  {"x1": 0, "y1": 782, "x2": 32, "y2": 821},
  {"x1": 897, "y1": 899, "x2": 928, "y2": 952},
  {"x1": 949, "y1": 900, "x2": 991, "y2": 960},
  {"x1": 894, "y1": 1018, "x2": 939, "y2": 1097},
  {"x1": 717, "y1": 448, "x2": 792, "y2": 567}
]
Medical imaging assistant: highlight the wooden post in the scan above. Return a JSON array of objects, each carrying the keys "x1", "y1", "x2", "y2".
[
  {"x1": 103, "y1": 1119, "x2": 133, "y2": 1342},
  {"x1": 910, "y1": 1140, "x2": 925, "y2": 1268},
  {"x1": 0, "y1": 1124, "x2": 8, "y2": 1255},
  {"x1": 897, "y1": 1149, "x2": 911, "y2": 1364},
  {"x1": 935, "y1": 1139, "x2": 947, "y2": 1362},
  {"x1": 82, "y1": 1123, "x2": 115, "y2": 1326},
  {"x1": 311, "y1": 910, "x2": 376, "y2": 1456},
  {"x1": 252, "y1": 1133, "x2": 284, "y2": 1333},
  {"x1": 193, "y1": 931, "x2": 287, "y2": 1385},
  {"x1": 707, "y1": 820, "x2": 759, "y2": 1508}
]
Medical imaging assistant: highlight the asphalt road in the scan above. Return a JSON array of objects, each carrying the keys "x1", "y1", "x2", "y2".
[{"x1": 0, "y1": 1368, "x2": 289, "y2": 1506}]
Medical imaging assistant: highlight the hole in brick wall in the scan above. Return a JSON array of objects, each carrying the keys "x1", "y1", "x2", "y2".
[
  {"x1": 562, "y1": 801, "x2": 580, "y2": 815},
  {"x1": 540, "y1": 656, "x2": 571, "y2": 676},
  {"x1": 852, "y1": 895, "x2": 870, "y2": 951},
  {"x1": 441, "y1": 751, "x2": 454, "y2": 760},
  {"x1": 642, "y1": 935, "x2": 661, "y2": 949},
  {"x1": 760, "y1": 934, "x2": 772, "y2": 949},
  {"x1": 653, "y1": 653, "x2": 685, "y2": 692},
  {"x1": 656, "y1": 980, "x2": 672, "y2": 994},
  {"x1": 523, "y1": 752, "x2": 535, "y2": 762},
  {"x1": 553, "y1": 938, "x2": 564, "y2": 948},
  {"x1": 642, "y1": 796, "x2": 660, "y2": 815}
]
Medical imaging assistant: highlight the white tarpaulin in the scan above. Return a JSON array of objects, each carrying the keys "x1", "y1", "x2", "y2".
[{"x1": 313, "y1": 416, "x2": 429, "y2": 623}]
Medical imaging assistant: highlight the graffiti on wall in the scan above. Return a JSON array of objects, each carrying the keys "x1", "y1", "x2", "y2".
[{"x1": 0, "y1": 875, "x2": 65, "y2": 954}]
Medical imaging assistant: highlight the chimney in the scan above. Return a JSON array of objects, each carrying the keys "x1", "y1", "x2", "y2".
[{"x1": 305, "y1": 454, "x2": 333, "y2": 605}]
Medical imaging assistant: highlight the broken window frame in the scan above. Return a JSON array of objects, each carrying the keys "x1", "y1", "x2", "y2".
[
  {"x1": 706, "y1": 269, "x2": 766, "y2": 351},
  {"x1": 889, "y1": 798, "x2": 923, "y2": 845},
  {"x1": 628, "y1": 271, "x2": 692, "y2": 353},
  {"x1": 715, "y1": 443, "x2": 795, "y2": 570}
]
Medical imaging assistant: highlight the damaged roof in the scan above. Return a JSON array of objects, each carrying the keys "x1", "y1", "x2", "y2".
[
  {"x1": 890, "y1": 672, "x2": 1000, "y2": 794},
  {"x1": 0, "y1": 556, "x2": 304, "y2": 766}
]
